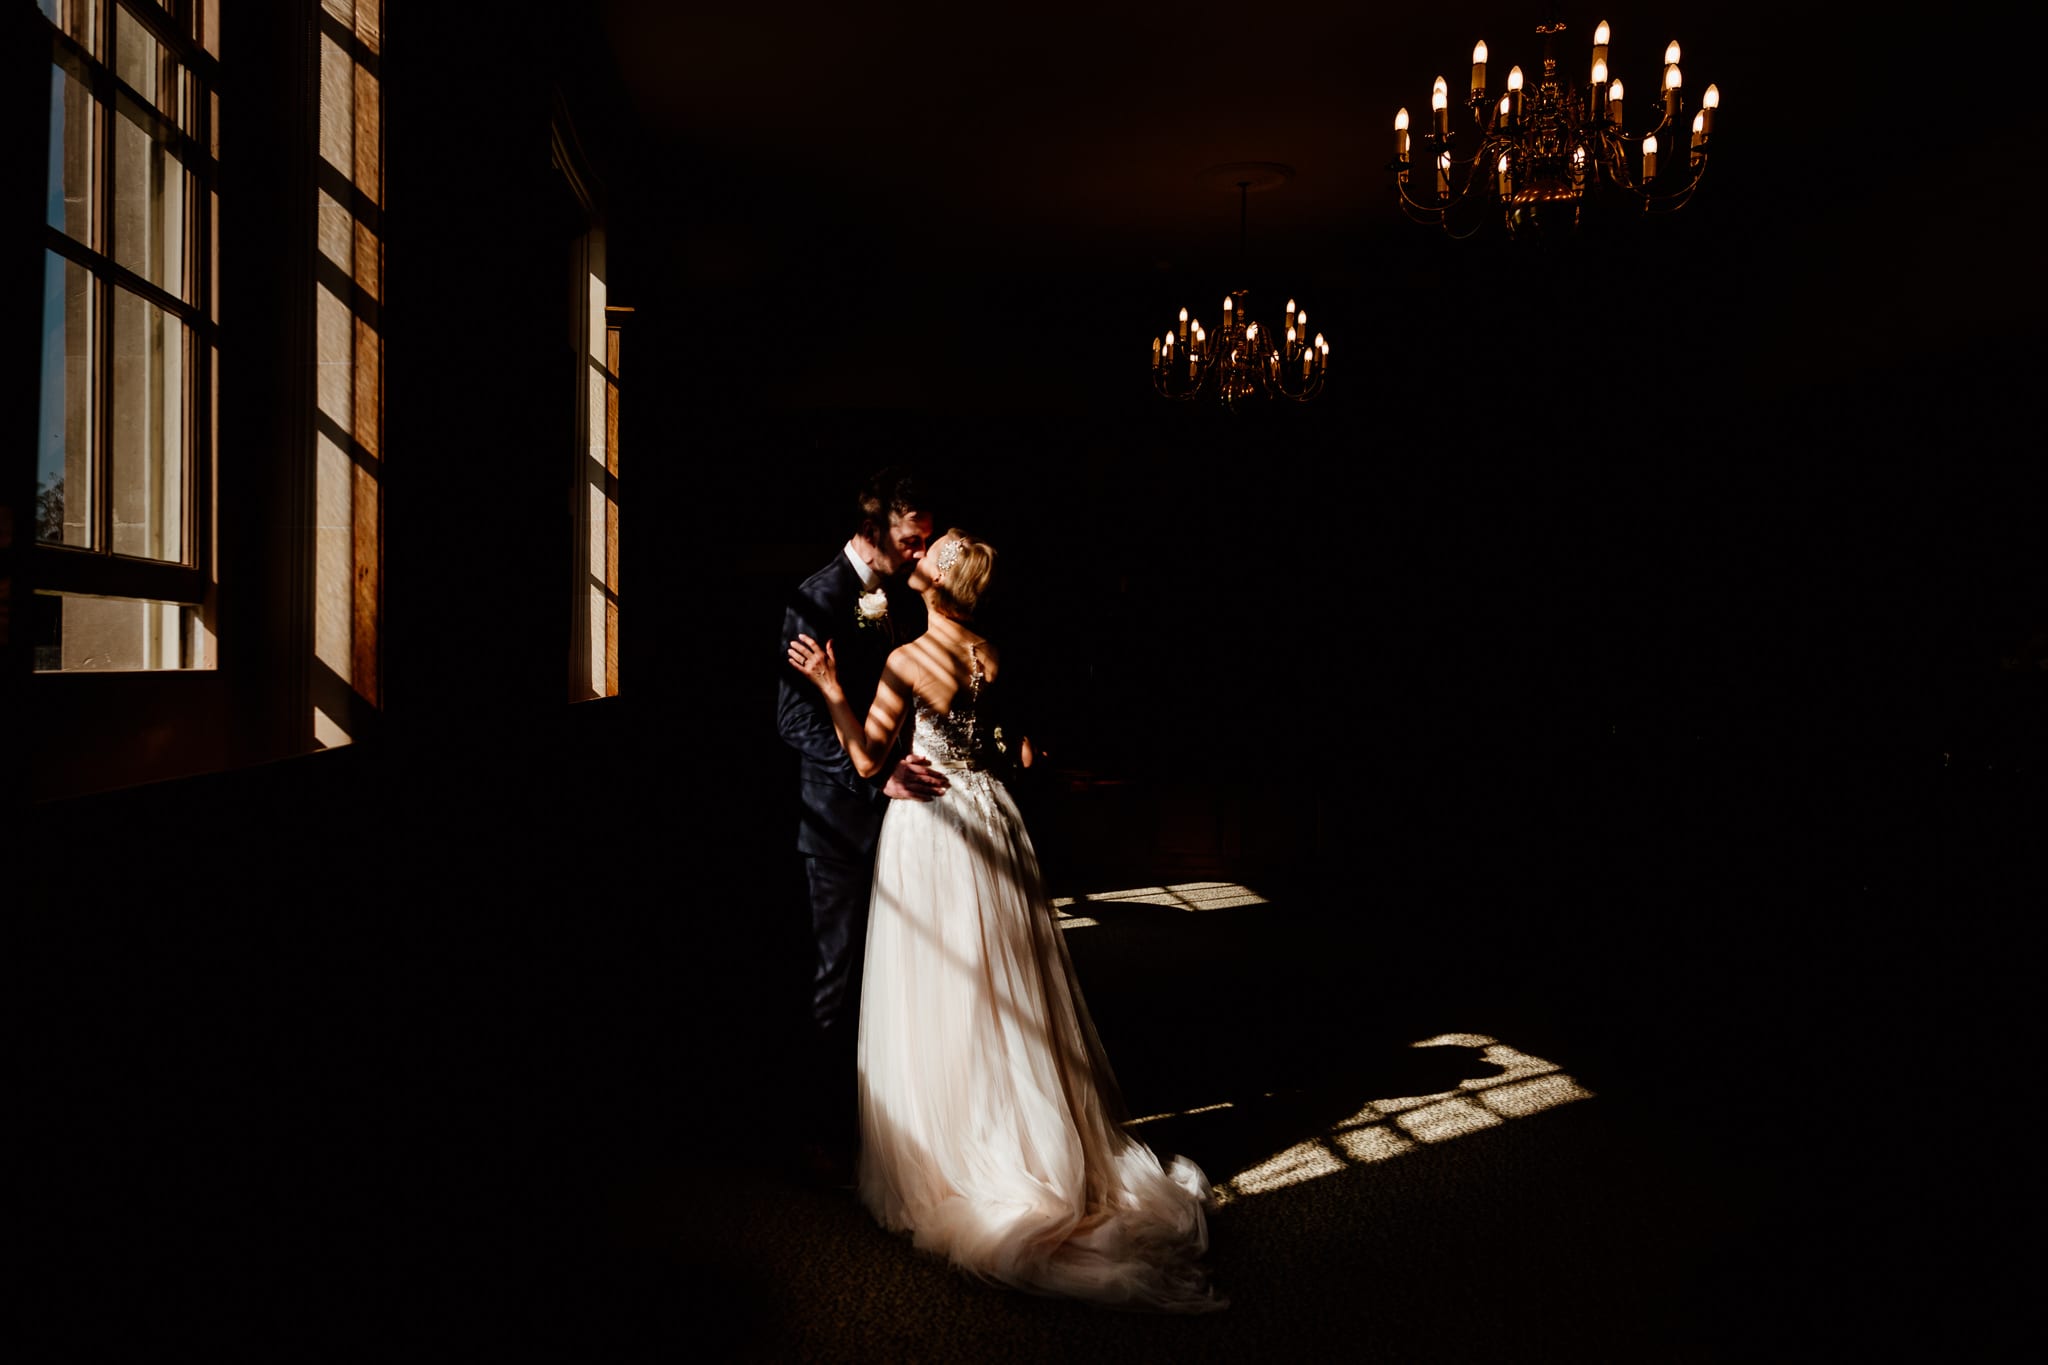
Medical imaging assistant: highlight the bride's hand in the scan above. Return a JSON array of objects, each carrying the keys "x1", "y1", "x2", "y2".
[{"x1": 787, "y1": 634, "x2": 840, "y2": 695}]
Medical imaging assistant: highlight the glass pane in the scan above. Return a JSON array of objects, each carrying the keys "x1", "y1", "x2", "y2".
[
  {"x1": 113, "y1": 97, "x2": 187, "y2": 297},
  {"x1": 114, "y1": 5, "x2": 175, "y2": 116},
  {"x1": 37, "y1": 252, "x2": 94, "y2": 548},
  {"x1": 201, "y1": 0, "x2": 219, "y2": 58},
  {"x1": 110, "y1": 285, "x2": 187, "y2": 562},
  {"x1": 33, "y1": 592, "x2": 210, "y2": 672},
  {"x1": 47, "y1": 63, "x2": 96, "y2": 244},
  {"x1": 356, "y1": 0, "x2": 382, "y2": 57},
  {"x1": 43, "y1": 1, "x2": 103, "y2": 57},
  {"x1": 318, "y1": 30, "x2": 351, "y2": 183}
]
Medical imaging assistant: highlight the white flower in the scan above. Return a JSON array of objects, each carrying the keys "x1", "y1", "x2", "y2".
[{"x1": 856, "y1": 588, "x2": 890, "y2": 628}]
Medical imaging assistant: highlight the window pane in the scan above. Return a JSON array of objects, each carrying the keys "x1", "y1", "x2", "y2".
[
  {"x1": 114, "y1": 5, "x2": 175, "y2": 117},
  {"x1": 33, "y1": 591, "x2": 211, "y2": 672},
  {"x1": 111, "y1": 285, "x2": 187, "y2": 562},
  {"x1": 113, "y1": 98, "x2": 188, "y2": 298},
  {"x1": 37, "y1": 252, "x2": 94, "y2": 548},
  {"x1": 47, "y1": 63, "x2": 96, "y2": 243},
  {"x1": 43, "y1": 1, "x2": 103, "y2": 57}
]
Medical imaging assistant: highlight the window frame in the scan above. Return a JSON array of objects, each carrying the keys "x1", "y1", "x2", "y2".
[{"x1": 34, "y1": 0, "x2": 220, "y2": 611}]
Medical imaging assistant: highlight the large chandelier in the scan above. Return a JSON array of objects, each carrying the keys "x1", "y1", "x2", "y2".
[
  {"x1": 1149, "y1": 167, "x2": 1329, "y2": 408},
  {"x1": 1391, "y1": 16, "x2": 1720, "y2": 238}
]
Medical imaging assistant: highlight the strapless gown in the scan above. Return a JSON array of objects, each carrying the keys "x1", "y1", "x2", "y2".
[{"x1": 855, "y1": 648, "x2": 1223, "y2": 1312}]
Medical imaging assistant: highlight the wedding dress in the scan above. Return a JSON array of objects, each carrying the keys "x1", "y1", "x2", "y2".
[{"x1": 856, "y1": 646, "x2": 1224, "y2": 1312}]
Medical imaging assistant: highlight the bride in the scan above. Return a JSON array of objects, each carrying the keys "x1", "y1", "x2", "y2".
[{"x1": 786, "y1": 529, "x2": 1225, "y2": 1313}]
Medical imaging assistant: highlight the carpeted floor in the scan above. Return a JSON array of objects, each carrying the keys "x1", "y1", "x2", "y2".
[{"x1": 546, "y1": 818, "x2": 2033, "y2": 1363}]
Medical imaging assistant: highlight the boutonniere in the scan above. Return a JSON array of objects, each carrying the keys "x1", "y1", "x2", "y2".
[{"x1": 855, "y1": 587, "x2": 890, "y2": 630}]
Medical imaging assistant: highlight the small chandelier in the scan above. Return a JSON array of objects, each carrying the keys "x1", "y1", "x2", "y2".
[
  {"x1": 1391, "y1": 16, "x2": 1720, "y2": 238},
  {"x1": 1150, "y1": 168, "x2": 1329, "y2": 408}
]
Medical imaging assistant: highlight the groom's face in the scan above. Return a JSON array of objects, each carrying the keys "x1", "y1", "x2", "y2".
[{"x1": 875, "y1": 510, "x2": 933, "y2": 578}]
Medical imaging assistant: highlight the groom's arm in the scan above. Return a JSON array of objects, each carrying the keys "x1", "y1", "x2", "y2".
[{"x1": 777, "y1": 591, "x2": 869, "y2": 791}]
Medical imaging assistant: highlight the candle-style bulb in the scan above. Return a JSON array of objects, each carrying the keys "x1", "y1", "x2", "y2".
[
  {"x1": 1222, "y1": 297, "x2": 1232, "y2": 312},
  {"x1": 1499, "y1": 95, "x2": 1510, "y2": 118},
  {"x1": 1665, "y1": 64, "x2": 1682, "y2": 90},
  {"x1": 1692, "y1": 111, "x2": 1704, "y2": 134},
  {"x1": 1295, "y1": 311, "x2": 1305, "y2": 329},
  {"x1": 1508, "y1": 65, "x2": 1524, "y2": 91},
  {"x1": 1431, "y1": 81, "x2": 1447, "y2": 112},
  {"x1": 1703, "y1": 84, "x2": 1721, "y2": 109},
  {"x1": 1287, "y1": 326, "x2": 1297, "y2": 344},
  {"x1": 1498, "y1": 153, "x2": 1510, "y2": 173},
  {"x1": 1179, "y1": 307, "x2": 1188, "y2": 322},
  {"x1": 1395, "y1": 107, "x2": 1410, "y2": 130},
  {"x1": 1595, "y1": 21, "x2": 1611, "y2": 46},
  {"x1": 1592, "y1": 59, "x2": 1607, "y2": 85},
  {"x1": 1665, "y1": 40, "x2": 1682, "y2": 66},
  {"x1": 1610, "y1": 78, "x2": 1625, "y2": 101},
  {"x1": 1473, "y1": 40, "x2": 1488, "y2": 64},
  {"x1": 1644, "y1": 134, "x2": 1659, "y2": 154},
  {"x1": 1246, "y1": 322, "x2": 1258, "y2": 340},
  {"x1": 1286, "y1": 298, "x2": 1296, "y2": 314}
]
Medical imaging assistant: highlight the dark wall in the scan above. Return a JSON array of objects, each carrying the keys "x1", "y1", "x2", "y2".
[{"x1": 22, "y1": 5, "x2": 2041, "y2": 1354}]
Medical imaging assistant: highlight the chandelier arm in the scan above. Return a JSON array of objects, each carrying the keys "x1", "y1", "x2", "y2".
[
  {"x1": 1432, "y1": 137, "x2": 1500, "y2": 173},
  {"x1": 1640, "y1": 169, "x2": 1707, "y2": 213},
  {"x1": 1150, "y1": 351, "x2": 1219, "y2": 400},
  {"x1": 1396, "y1": 197, "x2": 1449, "y2": 226},
  {"x1": 1393, "y1": 180, "x2": 1446, "y2": 214},
  {"x1": 1604, "y1": 151, "x2": 1707, "y2": 205},
  {"x1": 1603, "y1": 109, "x2": 1677, "y2": 147}
]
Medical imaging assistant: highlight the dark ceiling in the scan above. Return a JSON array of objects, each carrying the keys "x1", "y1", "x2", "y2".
[
  {"x1": 581, "y1": 2, "x2": 2026, "y2": 415},
  {"x1": 598, "y1": 2, "x2": 1776, "y2": 274}
]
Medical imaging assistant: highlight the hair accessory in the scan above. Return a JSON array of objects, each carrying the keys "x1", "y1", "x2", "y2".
[{"x1": 935, "y1": 538, "x2": 965, "y2": 572}]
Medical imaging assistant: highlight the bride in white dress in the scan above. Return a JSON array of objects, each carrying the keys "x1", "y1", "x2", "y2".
[{"x1": 786, "y1": 529, "x2": 1224, "y2": 1313}]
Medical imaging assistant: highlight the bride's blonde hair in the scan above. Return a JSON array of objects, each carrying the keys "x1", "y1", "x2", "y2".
[{"x1": 931, "y1": 529, "x2": 996, "y2": 620}]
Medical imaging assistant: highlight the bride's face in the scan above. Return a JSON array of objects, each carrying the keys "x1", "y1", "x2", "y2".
[{"x1": 908, "y1": 535, "x2": 956, "y2": 595}]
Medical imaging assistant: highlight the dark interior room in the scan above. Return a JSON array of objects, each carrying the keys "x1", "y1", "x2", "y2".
[{"x1": 14, "y1": 1, "x2": 2040, "y2": 1358}]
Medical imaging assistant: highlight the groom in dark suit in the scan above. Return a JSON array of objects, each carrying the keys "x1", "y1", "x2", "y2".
[{"x1": 777, "y1": 467, "x2": 947, "y2": 1181}]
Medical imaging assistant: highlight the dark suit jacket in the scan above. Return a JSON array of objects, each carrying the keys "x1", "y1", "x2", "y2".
[{"x1": 777, "y1": 552, "x2": 928, "y2": 859}]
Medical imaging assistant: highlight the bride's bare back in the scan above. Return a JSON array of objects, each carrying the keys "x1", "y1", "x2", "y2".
[{"x1": 893, "y1": 625, "x2": 1000, "y2": 720}]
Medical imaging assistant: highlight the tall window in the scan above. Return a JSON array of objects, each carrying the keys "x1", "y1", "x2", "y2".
[
  {"x1": 584, "y1": 283, "x2": 624, "y2": 700},
  {"x1": 312, "y1": 0, "x2": 382, "y2": 744},
  {"x1": 553, "y1": 99, "x2": 618, "y2": 701},
  {"x1": 34, "y1": 0, "x2": 219, "y2": 672}
]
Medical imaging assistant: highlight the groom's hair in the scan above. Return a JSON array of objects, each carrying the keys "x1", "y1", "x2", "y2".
[{"x1": 854, "y1": 466, "x2": 930, "y2": 542}]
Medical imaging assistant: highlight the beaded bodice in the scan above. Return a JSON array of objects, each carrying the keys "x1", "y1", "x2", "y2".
[{"x1": 911, "y1": 643, "x2": 989, "y2": 772}]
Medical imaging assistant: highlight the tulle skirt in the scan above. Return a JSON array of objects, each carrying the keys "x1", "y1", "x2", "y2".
[{"x1": 855, "y1": 766, "x2": 1224, "y2": 1312}]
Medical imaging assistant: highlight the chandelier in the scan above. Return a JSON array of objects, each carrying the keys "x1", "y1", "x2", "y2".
[
  {"x1": 1149, "y1": 167, "x2": 1329, "y2": 408},
  {"x1": 1391, "y1": 16, "x2": 1720, "y2": 238}
]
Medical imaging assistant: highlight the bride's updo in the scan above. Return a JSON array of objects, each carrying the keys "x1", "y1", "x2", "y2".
[{"x1": 930, "y1": 529, "x2": 996, "y2": 620}]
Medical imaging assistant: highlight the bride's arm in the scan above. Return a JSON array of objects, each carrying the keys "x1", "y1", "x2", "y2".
[{"x1": 787, "y1": 635, "x2": 915, "y2": 779}]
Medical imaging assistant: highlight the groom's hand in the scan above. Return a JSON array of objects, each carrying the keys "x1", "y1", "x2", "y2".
[{"x1": 884, "y1": 754, "x2": 949, "y2": 802}]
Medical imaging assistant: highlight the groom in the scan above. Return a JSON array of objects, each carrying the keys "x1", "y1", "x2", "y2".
[{"x1": 776, "y1": 466, "x2": 948, "y2": 1182}]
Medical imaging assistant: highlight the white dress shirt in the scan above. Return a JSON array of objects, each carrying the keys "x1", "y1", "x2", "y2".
[{"x1": 843, "y1": 540, "x2": 882, "y2": 593}]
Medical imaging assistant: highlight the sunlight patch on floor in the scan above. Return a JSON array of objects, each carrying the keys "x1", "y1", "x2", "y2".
[
  {"x1": 1123, "y1": 1033, "x2": 1594, "y2": 1205},
  {"x1": 1054, "y1": 881, "x2": 1270, "y2": 927}
]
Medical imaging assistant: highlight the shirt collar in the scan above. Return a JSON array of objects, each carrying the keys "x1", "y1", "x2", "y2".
[{"x1": 843, "y1": 540, "x2": 883, "y2": 593}]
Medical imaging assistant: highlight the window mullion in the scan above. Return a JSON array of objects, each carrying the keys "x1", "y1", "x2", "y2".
[{"x1": 43, "y1": 228, "x2": 210, "y2": 343}]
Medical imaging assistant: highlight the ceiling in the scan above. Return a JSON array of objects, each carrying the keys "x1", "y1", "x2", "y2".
[
  {"x1": 598, "y1": 3, "x2": 1804, "y2": 273},
  {"x1": 584, "y1": 3, "x2": 2020, "y2": 412}
]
